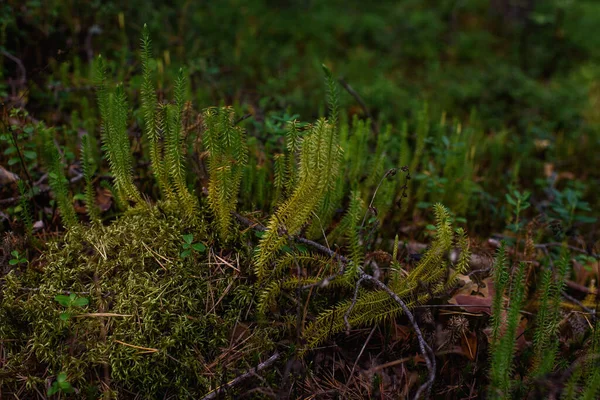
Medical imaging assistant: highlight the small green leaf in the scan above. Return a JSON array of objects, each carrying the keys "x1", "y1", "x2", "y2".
[
  {"x1": 55, "y1": 295, "x2": 71, "y2": 306},
  {"x1": 58, "y1": 381, "x2": 72, "y2": 390},
  {"x1": 180, "y1": 249, "x2": 191, "y2": 258},
  {"x1": 9, "y1": 259, "x2": 19, "y2": 265},
  {"x1": 24, "y1": 150, "x2": 37, "y2": 159},
  {"x1": 505, "y1": 194, "x2": 516, "y2": 206},
  {"x1": 191, "y1": 242, "x2": 206, "y2": 252},
  {"x1": 48, "y1": 382, "x2": 59, "y2": 396},
  {"x1": 72, "y1": 297, "x2": 89, "y2": 307},
  {"x1": 182, "y1": 233, "x2": 194, "y2": 244},
  {"x1": 60, "y1": 312, "x2": 71, "y2": 321},
  {"x1": 11, "y1": 250, "x2": 18, "y2": 257},
  {"x1": 69, "y1": 293, "x2": 76, "y2": 301},
  {"x1": 57, "y1": 372, "x2": 67, "y2": 383}
]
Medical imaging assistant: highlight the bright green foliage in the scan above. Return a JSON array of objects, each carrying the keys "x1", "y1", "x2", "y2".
[
  {"x1": 506, "y1": 190, "x2": 531, "y2": 233},
  {"x1": 54, "y1": 293, "x2": 89, "y2": 321},
  {"x1": 204, "y1": 106, "x2": 248, "y2": 240},
  {"x1": 95, "y1": 56, "x2": 143, "y2": 206},
  {"x1": 322, "y1": 64, "x2": 339, "y2": 129},
  {"x1": 254, "y1": 117, "x2": 342, "y2": 280},
  {"x1": 271, "y1": 153, "x2": 286, "y2": 207},
  {"x1": 180, "y1": 233, "x2": 206, "y2": 258},
  {"x1": 284, "y1": 120, "x2": 301, "y2": 195},
  {"x1": 342, "y1": 192, "x2": 365, "y2": 280},
  {"x1": 165, "y1": 69, "x2": 197, "y2": 216},
  {"x1": 9, "y1": 250, "x2": 27, "y2": 266},
  {"x1": 302, "y1": 204, "x2": 468, "y2": 350},
  {"x1": 47, "y1": 372, "x2": 74, "y2": 396},
  {"x1": 489, "y1": 262, "x2": 527, "y2": 399},
  {"x1": 96, "y1": 39, "x2": 200, "y2": 219},
  {"x1": 531, "y1": 249, "x2": 570, "y2": 376},
  {"x1": 490, "y1": 243, "x2": 510, "y2": 353},
  {"x1": 140, "y1": 24, "x2": 171, "y2": 199},
  {"x1": 41, "y1": 127, "x2": 78, "y2": 228},
  {"x1": 81, "y1": 133, "x2": 100, "y2": 225},
  {"x1": 17, "y1": 180, "x2": 33, "y2": 235},
  {"x1": 140, "y1": 31, "x2": 198, "y2": 215}
]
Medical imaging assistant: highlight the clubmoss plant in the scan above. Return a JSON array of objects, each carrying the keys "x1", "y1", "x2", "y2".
[{"x1": 302, "y1": 204, "x2": 470, "y2": 350}]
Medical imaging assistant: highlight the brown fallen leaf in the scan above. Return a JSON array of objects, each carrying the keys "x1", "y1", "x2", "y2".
[
  {"x1": 0, "y1": 166, "x2": 20, "y2": 185},
  {"x1": 448, "y1": 274, "x2": 496, "y2": 315},
  {"x1": 96, "y1": 187, "x2": 113, "y2": 211}
]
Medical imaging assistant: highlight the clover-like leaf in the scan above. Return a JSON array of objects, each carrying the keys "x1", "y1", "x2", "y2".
[
  {"x1": 72, "y1": 297, "x2": 89, "y2": 307},
  {"x1": 182, "y1": 233, "x2": 194, "y2": 244},
  {"x1": 191, "y1": 242, "x2": 206, "y2": 252},
  {"x1": 48, "y1": 382, "x2": 60, "y2": 396},
  {"x1": 57, "y1": 372, "x2": 67, "y2": 383},
  {"x1": 180, "y1": 249, "x2": 191, "y2": 258},
  {"x1": 60, "y1": 312, "x2": 71, "y2": 321},
  {"x1": 55, "y1": 295, "x2": 72, "y2": 307}
]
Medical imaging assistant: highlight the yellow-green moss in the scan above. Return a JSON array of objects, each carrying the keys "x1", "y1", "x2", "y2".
[{"x1": 0, "y1": 202, "x2": 274, "y2": 398}]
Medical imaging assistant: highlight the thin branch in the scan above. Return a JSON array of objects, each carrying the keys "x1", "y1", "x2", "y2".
[
  {"x1": 360, "y1": 168, "x2": 397, "y2": 231},
  {"x1": 357, "y1": 270, "x2": 436, "y2": 400},
  {"x1": 0, "y1": 171, "x2": 84, "y2": 205},
  {"x1": 2, "y1": 50, "x2": 27, "y2": 85},
  {"x1": 235, "y1": 113, "x2": 253, "y2": 125},
  {"x1": 232, "y1": 210, "x2": 436, "y2": 399},
  {"x1": 535, "y1": 242, "x2": 598, "y2": 258},
  {"x1": 562, "y1": 290, "x2": 597, "y2": 318},
  {"x1": 344, "y1": 276, "x2": 365, "y2": 333},
  {"x1": 200, "y1": 352, "x2": 280, "y2": 400},
  {"x1": 338, "y1": 77, "x2": 378, "y2": 134},
  {"x1": 566, "y1": 280, "x2": 597, "y2": 295}
]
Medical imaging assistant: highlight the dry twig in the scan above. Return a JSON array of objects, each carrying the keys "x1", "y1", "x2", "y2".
[{"x1": 200, "y1": 352, "x2": 280, "y2": 400}]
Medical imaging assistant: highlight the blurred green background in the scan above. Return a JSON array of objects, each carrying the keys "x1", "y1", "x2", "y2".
[{"x1": 2, "y1": 0, "x2": 599, "y2": 238}]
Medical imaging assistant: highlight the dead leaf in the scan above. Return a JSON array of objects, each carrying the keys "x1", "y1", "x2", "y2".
[
  {"x1": 0, "y1": 166, "x2": 19, "y2": 184},
  {"x1": 448, "y1": 274, "x2": 495, "y2": 315},
  {"x1": 96, "y1": 187, "x2": 113, "y2": 211}
]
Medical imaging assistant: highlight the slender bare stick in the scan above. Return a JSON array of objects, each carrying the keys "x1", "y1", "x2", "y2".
[
  {"x1": 200, "y1": 352, "x2": 280, "y2": 400},
  {"x1": 232, "y1": 211, "x2": 436, "y2": 398},
  {"x1": 338, "y1": 78, "x2": 378, "y2": 134}
]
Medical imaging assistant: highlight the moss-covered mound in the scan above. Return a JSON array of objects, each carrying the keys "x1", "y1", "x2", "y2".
[{"x1": 0, "y1": 203, "x2": 275, "y2": 398}]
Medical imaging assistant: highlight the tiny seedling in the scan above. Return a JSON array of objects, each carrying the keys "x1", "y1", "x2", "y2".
[
  {"x1": 48, "y1": 371, "x2": 74, "y2": 396},
  {"x1": 9, "y1": 250, "x2": 27, "y2": 266},
  {"x1": 54, "y1": 293, "x2": 89, "y2": 321},
  {"x1": 181, "y1": 233, "x2": 206, "y2": 258},
  {"x1": 506, "y1": 189, "x2": 531, "y2": 233}
]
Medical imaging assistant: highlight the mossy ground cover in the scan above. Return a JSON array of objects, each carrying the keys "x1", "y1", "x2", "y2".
[
  {"x1": 1, "y1": 202, "x2": 277, "y2": 398},
  {"x1": 1, "y1": 2, "x2": 600, "y2": 399}
]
